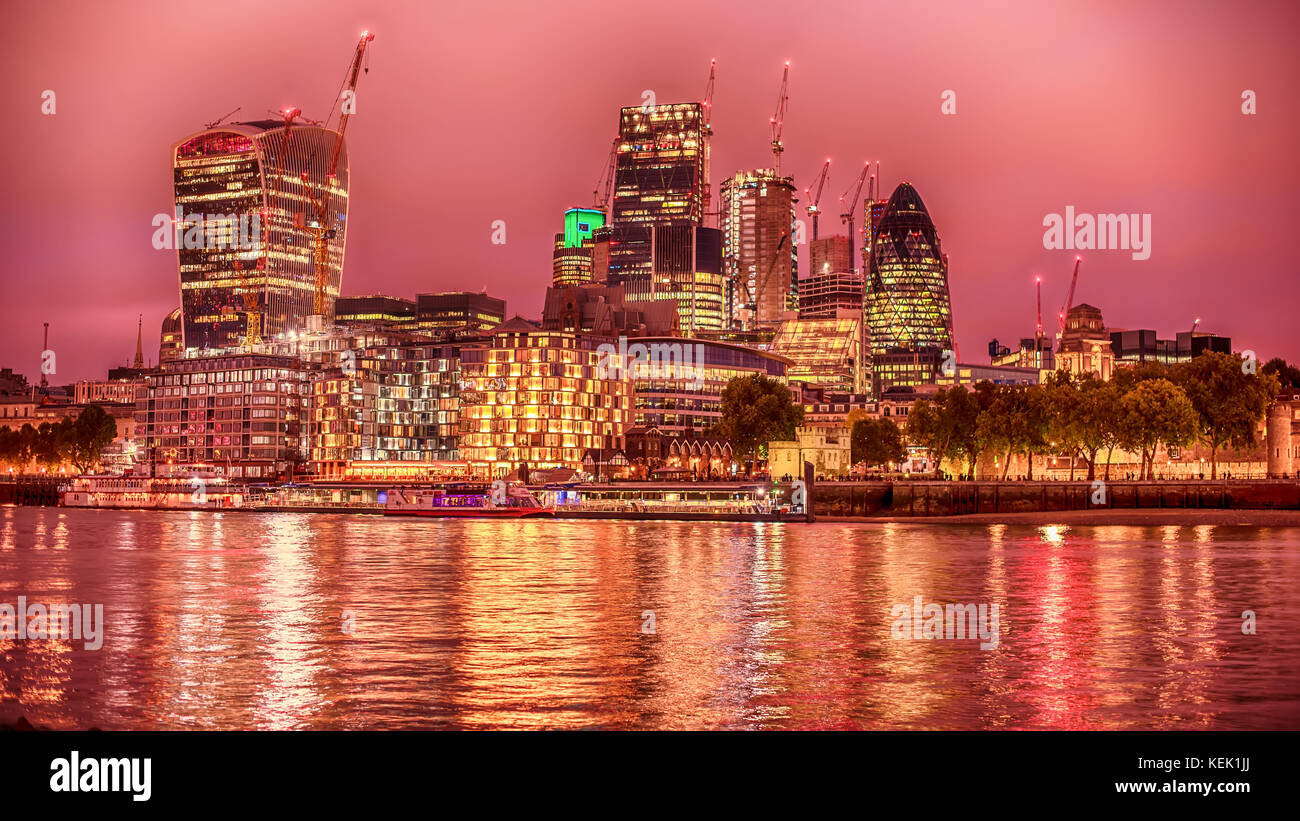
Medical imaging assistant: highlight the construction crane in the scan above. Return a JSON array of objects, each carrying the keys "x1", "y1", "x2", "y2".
[
  {"x1": 593, "y1": 137, "x2": 618, "y2": 211},
  {"x1": 804, "y1": 159, "x2": 831, "y2": 242},
  {"x1": 839, "y1": 162, "x2": 870, "y2": 275},
  {"x1": 204, "y1": 106, "x2": 241, "y2": 129},
  {"x1": 769, "y1": 62, "x2": 789, "y2": 176},
  {"x1": 749, "y1": 231, "x2": 791, "y2": 325},
  {"x1": 1190, "y1": 317, "x2": 1201, "y2": 335},
  {"x1": 701, "y1": 60, "x2": 716, "y2": 225},
  {"x1": 306, "y1": 31, "x2": 375, "y2": 320},
  {"x1": 1056, "y1": 256, "x2": 1082, "y2": 335}
]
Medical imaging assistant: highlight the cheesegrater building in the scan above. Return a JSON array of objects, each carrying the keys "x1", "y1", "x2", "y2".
[{"x1": 171, "y1": 120, "x2": 350, "y2": 353}]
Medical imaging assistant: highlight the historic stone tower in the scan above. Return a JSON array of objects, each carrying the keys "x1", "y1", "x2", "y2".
[{"x1": 1266, "y1": 401, "x2": 1294, "y2": 478}]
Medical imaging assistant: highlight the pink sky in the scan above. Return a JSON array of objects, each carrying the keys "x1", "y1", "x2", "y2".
[{"x1": 3, "y1": 0, "x2": 1297, "y2": 383}]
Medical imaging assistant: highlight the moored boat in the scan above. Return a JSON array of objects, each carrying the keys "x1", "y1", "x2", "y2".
[
  {"x1": 60, "y1": 474, "x2": 247, "y2": 510},
  {"x1": 382, "y1": 483, "x2": 553, "y2": 518}
]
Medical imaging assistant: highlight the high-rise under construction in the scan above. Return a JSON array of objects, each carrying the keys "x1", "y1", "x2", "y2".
[{"x1": 719, "y1": 169, "x2": 798, "y2": 328}]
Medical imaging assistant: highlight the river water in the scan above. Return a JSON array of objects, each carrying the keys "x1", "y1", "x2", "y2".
[{"x1": 1, "y1": 506, "x2": 1297, "y2": 730}]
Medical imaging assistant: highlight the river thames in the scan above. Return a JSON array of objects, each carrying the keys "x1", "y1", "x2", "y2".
[{"x1": 1, "y1": 505, "x2": 1298, "y2": 730}]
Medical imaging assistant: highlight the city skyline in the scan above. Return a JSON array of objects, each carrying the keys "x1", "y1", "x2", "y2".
[{"x1": 3, "y1": 0, "x2": 1298, "y2": 383}]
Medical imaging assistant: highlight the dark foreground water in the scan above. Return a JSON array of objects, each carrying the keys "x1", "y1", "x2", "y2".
[{"x1": 1, "y1": 506, "x2": 1298, "y2": 730}]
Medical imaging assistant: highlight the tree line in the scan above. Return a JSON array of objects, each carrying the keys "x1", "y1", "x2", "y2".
[
  {"x1": 0, "y1": 405, "x2": 119, "y2": 475},
  {"x1": 901, "y1": 352, "x2": 1285, "y2": 480}
]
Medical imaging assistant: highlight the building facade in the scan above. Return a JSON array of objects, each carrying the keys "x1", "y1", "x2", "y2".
[
  {"x1": 457, "y1": 318, "x2": 632, "y2": 477},
  {"x1": 414, "y1": 292, "x2": 506, "y2": 335},
  {"x1": 172, "y1": 121, "x2": 350, "y2": 352},
  {"x1": 608, "y1": 102, "x2": 708, "y2": 285},
  {"x1": 136, "y1": 352, "x2": 308, "y2": 479},
  {"x1": 864, "y1": 182, "x2": 954, "y2": 354},
  {"x1": 719, "y1": 169, "x2": 799, "y2": 328}
]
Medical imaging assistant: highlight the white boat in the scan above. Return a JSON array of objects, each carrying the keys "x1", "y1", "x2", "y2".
[
  {"x1": 61, "y1": 474, "x2": 246, "y2": 510},
  {"x1": 383, "y1": 483, "x2": 553, "y2": 518}
]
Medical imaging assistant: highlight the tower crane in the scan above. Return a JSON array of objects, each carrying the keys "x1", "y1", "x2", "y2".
[
  {"x1": 769, "y1": 62, "x2": 789, "y2": 176},
  {"x1": 1190, "y1": 317, "x2": 1201, "y2": 335},
  {"x1": 306, "y1": 30, "x2": 375, "y2": 321},
  {"x1": 593, "y1": 137, "x2": 618, "y2": 211},
  {"x1": 1056, "y1": 256, "x2": 1082, "y2": 335},
  {"x1": 804, "y1": 159, "x2": 831, "y2": 242},
  {"x1": 701, "y1": 59, "x2": 716, "y2": 225},
  {"x1": 839, "y1": 162, "x2": 870, "y2": 275}
]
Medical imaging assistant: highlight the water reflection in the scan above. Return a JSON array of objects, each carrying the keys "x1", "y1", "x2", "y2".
[{"x1": 0, "y1": 508, "x2": 1297, "y2": 730}]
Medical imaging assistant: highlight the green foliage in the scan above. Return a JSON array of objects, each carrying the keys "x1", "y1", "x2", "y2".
[
  {"x1": 1174, "y1": 351, "x2": 1280, "y2": 479},
  {"x1": 1262, "y1": 357, "x2": 1300, "y2": 391},
  {"x1": 903, "y1": 353, "x2": 1277, "y2": 480},
  {"x1": 710, "y1": 374, "x2": 804, "y2": 472},
  {"x1": 0, "y1": 407, "x2": 119, "y2": 474},
  {"x1": 907, "y1": 386, "x2": 982, "y2": 477},
  {"x1": 851, "y1": 417, "x2": 905, "y2": 468},
  {"x1": 1117, "y1": 378, "x2": 1198, "y2": 480}
]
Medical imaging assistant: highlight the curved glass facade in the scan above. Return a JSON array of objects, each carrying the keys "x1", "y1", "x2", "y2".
[
  {"x1": 864, "y1": 182, "x2": 953, "y2": 354},
  {"x1": 173, "y1": 122, "x2": 349, "y2": 352}
]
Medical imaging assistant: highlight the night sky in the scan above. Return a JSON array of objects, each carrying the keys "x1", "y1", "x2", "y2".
[{"x1": 4, "y1": 0, "x2": 1297, "y2": 383}]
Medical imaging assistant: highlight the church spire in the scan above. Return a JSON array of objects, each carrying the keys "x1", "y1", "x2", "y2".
[{"x1": 133, "y1": 314, "x2": 144, "y2": 369}]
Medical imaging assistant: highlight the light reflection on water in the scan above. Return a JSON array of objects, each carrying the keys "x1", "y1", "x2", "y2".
[{"x1": 1, "y1": 506, "x2": 1297, "y2": 730}]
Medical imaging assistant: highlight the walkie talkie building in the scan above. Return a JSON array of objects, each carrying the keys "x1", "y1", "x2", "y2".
[{"x1": 171, "y1": 120, "x2": 350, "y2": 353}]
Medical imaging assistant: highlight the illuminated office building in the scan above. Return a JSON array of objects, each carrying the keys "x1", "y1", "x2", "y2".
[
  {"x1": 160, "y1": 308, "x2": 184, "y2": 363},
  {"x1": 607, "y1": 102, "x2": 708, "y2": 285},
  {"x1": 552, "y1": 207, "x2": 607, "y2": 287},
  {"x1": 334, "y1": 295, "x2": 416, "y2": 328},
  {"x1": 720, "y1": 169, "x2": 798, "y2": 328},
  {"x1": 135, "y1": 352, "x2": 309, "y2": 479},
  {"x1": 171, "y1": 120, "x2": 350, "y2": 352},
  {"x1": 771, "y1": 311, "x2": 866, "y2": 395},
  {"x1": 308, "y1": 339, "x2": 461, "y2": 479},
  {"x1": 624, "y1": 224, "x2": 726, "y2": 333},
  {"x1": 630, "y1": 338, "x2": 790, "y2": 437},
  {"x1": 865, "y1": 182, "x2": 953, "y2": 354},
  {"x1": 799, "y1": 235, "x2": 861, "y2": 318},
  {"x1": 414, "y1": 292, "x2": 506, "y2": 335},
  {"x1": 457, "y1": 318, "x2": 632, "y2": 477}
]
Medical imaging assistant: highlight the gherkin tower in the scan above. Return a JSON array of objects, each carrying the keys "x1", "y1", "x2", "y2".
[{"x1": 864, "y1": 182, "x2": 954, "y2": 354}]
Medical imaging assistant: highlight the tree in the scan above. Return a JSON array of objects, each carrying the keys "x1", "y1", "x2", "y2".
[
  {"x1": 1117, "y1": 378, "x2": 1198, "y2": 480},
  {"x1": 976, "y1": 388, "x2": 1020, "y2": 479},
  {"x1": 0, "y1": 427, "x2": 20, "y2": 473},
  {"x1": 1176, "y1": 352, "x2": 1280, "y2": 478},
  {"x1": 1076, "y1": 378, "x2": 1124, "y2": 480},
  {"x1": 1042, "y1": 371, "x2": 1083, "y2": 479},
  {"x1": 66, "y1": 405, "x2": 119, "y2": 473},
  {"x1": 1262, "y1": 357, "x2": 1300, "y2": 391},
  {"x1": 710, "y1": 374, "x2": 804, "y2": 475},
  {"x1": 851, "y1": 417, "x2": 905, "y2": 469},
  {"x1": 908, "y1": 386, "x2": 982, "y2": 478}
]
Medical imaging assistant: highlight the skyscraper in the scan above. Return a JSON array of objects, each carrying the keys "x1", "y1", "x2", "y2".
[
  {"x1": 607, "y1": 102, "x2": 708, "y2": 288},
  {"x1": 864, "y1": 182, "x2": 953, "y2": 354},
  {"x1": 719, "y1": 169, "x2": 798, "y2": 329},
  {"x1": 552, "y1": 207, "x2": 606, "y2": 287},
  {"x1": 171, "y1": 120, "x2": 350, "y2": 352}
]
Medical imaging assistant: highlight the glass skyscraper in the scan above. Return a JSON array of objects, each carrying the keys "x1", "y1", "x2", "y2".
[
  {"x1": 171, "y1": 120, "x2": 350, "y2": 352},
  {"x1": 864, "y1": 182, "x2": 953, "y2": 354}
]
